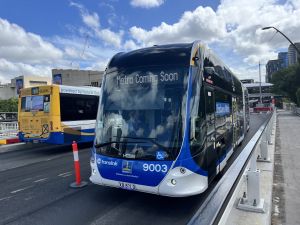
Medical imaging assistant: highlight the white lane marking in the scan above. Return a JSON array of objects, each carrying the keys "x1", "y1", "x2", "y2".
[
  {"x1": 58, "y1": 171, "x2": 72, "y2": 177},
  {"x1": 10, "y1": 185, "x2": 33, "y2": 194},
  {"x1": 0, "y1": 196, "x2": 12, "y2": 201},
  {"x1": 33, "y1": 178, "x2": 48, "y2": 183}
]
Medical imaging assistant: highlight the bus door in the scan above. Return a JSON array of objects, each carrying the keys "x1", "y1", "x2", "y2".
[{"x1": 205, "y1": 87, "x2": 218, "y2": 183}]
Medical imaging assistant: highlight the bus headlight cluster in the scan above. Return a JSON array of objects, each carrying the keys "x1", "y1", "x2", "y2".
[
  {"x1": 92, "y1": 168, "x2": 96, "y2": 175},
  {"x1": 180, "y1": 167, "x2": 186, "y2": 174},
  {"x1": 90, "y1": 156, "x2": 95, "y2": 164}
]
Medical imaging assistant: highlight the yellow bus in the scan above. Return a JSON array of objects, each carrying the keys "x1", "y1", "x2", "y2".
[{"x1": 18, "y1": 85, "x2": 100, "y2": 144}]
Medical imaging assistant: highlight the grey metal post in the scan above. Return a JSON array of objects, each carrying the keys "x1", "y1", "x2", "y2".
[
  {"x1": 237, "y1": 148, "x2": 265, "y2": 213},
  {"x1": 257, "y1": 130, "x2": 270, "y2": 162},
  {"x1": 267, "y1": 120, "x2": 273, "y2": 145}
]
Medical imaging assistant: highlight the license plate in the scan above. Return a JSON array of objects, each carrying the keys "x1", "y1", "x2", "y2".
[
  {"x1": 119, "y1": 182, "x2": 136, "y2": 190},
  {"x1": 33, "y1": 140, "x2": 39, "y2": 143}
]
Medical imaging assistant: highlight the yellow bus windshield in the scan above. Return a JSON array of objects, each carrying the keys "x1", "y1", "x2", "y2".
[
  {"x1": 19, "y1": 86, "x2": 52, "y2": 113},
  {"x1": 20, "y1": 95, "x2": 50, "y2": 112}
]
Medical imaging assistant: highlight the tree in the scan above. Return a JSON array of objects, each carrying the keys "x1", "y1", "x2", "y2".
[
  {"x1": 271, "y1": 64, "x2": 300, "y2": 103},
  {"x1": 296, "y1": 88, "x2": 300, "y2": 107},
  {"x1": 0, "y1": 98, "x2": 18, "y2": 112}
]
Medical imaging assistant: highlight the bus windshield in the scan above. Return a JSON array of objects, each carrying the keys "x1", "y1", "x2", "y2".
[
  {"x1": 95, "y1": 65, "x2": 189, "y2": 161},
  {"x1": 21, "y1": 95, "x2": 50, "y2": 112}
]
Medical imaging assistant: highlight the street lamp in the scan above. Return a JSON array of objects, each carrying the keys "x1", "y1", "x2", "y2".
[{"x1": 262, "y1": 26, "x2": 300, "y2": 59}]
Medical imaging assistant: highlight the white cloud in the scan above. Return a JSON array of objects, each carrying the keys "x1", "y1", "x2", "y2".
[
  {"x1": 288, "y1": 0, "x2": 300, "y2": 9},
  {"x1": 0, "y1": 18, "x2": 63, "y2": 64},
  {"x1": 86, "y1": 60, "x2": 109, "y2": 71},
  {"x1": 0, "y1": 18, "x2": 64, "y2": 83},
  {"x1": 130, "y1": 0, "x2": 165, "y2": 8},
  {"x1": 95, "y1": 29, "x2": 124, "y2": 48},
  {"x1": 127, "y1": 0, "x2": 300, "y2": 80},
  {"x1": 82, "y1": 12, "x2": 100, "y2": 29},
  {"x1": 0, "y1": 58, "x2": 52, "y2": 83},
  {"x1": 130, "y1": 6, "x2": 226, "y2": 46},
  {"x1": 123, "y1": 40, "x2": 140, "y2": 50},
  {"x1": 70, "y1": 2, "x2": 123, "y2": 48}
]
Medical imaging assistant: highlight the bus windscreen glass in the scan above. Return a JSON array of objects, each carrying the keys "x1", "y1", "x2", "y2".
[
  {"x1": 95, "y1": 66, "x2": 189, "y2": 161},
  {"x1": 21, "y1": 95, "x2": 50, "y2": 112}
]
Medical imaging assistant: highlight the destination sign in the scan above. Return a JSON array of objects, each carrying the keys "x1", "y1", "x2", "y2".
[{"x1": 116, "y1": 71, "x2": 180, "y2": 86}]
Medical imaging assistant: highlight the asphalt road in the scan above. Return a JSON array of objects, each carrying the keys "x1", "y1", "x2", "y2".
[{"x1": 0, "y1": 113, "x2": 270, "y2": 225}]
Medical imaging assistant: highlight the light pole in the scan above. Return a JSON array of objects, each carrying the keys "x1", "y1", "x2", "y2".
[
  {"x1": 262, "y1": 26, "x2": 300, "y2": 62},
  {"x1": 259, "y1": 61, "x2": 262, "y2": 104}
]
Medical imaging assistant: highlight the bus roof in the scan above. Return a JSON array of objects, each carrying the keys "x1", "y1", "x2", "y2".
[
  {"x1": 58, "y1": 85, "x2": 101, "y2": 96},
  {"x1": 108, "y1": 43, "x2": 194, "y2": 70},
  {"x1": 20, "y1": 84, "x2": 101, "y2": 96}
]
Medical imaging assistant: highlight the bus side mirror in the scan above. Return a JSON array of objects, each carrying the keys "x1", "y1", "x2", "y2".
[
  {"x1": 192, "y1": 56, "x2": 200, "y2": 66},
  {"x1": 204, "y1": 67, "x2": 215, "y2": 75},
  {"x1": 191, "y1": 117, "x2": 201, "y2": 141}
]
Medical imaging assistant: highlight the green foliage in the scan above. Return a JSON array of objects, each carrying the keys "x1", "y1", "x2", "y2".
[
  {"x1": 296, "y1": 88, "x2": 300, "y2": 107},
  {"x1": 271, "y1": 64, "x2": 300, "y2": 103},
  {"x1": 0, "y1": 98, "x2": 18, "y2": 112}
]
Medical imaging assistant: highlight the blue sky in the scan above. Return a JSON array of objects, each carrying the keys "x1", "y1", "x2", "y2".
[{"x1": 0, "y1": 0, "x2": 299, "y2": 83}]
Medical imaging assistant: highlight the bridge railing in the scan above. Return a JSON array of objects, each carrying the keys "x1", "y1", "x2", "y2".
[
  {"x1": 0, "y1": 112, "x2": 18, "y2": 122},
  {"x1": 0, "y1": 121, "x2": 18, "y2": 138},
  {"x1": 188, "y1": 110, "x2": 276, "y2": 225}
]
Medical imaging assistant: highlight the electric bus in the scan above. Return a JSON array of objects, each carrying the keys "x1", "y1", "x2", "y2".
[
  {"x1": 18, "y1": 85, "x2": 100, "y2": 144},
  {"x1": 90, "y1": 41, "x2": 247, "y2": 197}
]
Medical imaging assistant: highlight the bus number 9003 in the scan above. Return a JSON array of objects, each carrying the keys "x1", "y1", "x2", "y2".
[{"x1": 142, "y1": 163, "x2": 168, "y2": 173}]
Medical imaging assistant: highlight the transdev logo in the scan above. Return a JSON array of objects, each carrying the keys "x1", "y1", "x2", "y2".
[
  {"x1": 97, "y1": 158, "x2": 118, "y2": 166},
  {"x1": 122, "y1": 161, "x2": 133, "y2": 174}
]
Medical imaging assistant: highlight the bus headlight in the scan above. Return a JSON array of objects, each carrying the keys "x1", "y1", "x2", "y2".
[
  {"x1": 171, "y1": 179, "x2": 177, "y2": 185},
  {"x1": 180, "y1": 167, "x2": 186, "y2": 174},
  {"x1": 90, "y1": 156, "x2": 95, "y2": 164}
]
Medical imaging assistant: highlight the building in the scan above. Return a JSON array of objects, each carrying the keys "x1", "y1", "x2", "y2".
[
  {"x1": 278, "y1": 52, "x2": 288, "y2": 68},
  {"x1": 288, "y1": 42, "x2": 300, "y2": 66},
  {"x1": 0, "y1": 83, "x2": 16, "y2": 100},
  {"x1": 0, "y1": 75, "x2": 51, "y2": 100},
  {"x1": 52, "y1": 69, "x2": 104, "y2": 87},
  {"x1": 241, "y1": 79, "x2": 254, "y2": 84},
  {"x1": 243, "y1": 82, "x2": 274, "y2": 107},
  {"x1": 265, "y1": 59, "x2": 282, "y2": 83}
]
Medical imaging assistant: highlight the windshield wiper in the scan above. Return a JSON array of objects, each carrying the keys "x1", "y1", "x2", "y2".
[
  {"x1": 94, "y1": 140, "x2": 146, "y2": 148},
  {"x1": 120, "y1": 136, "x2": 173, "y2": 157}
]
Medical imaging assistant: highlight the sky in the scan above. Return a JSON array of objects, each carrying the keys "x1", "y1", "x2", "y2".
[{"x1": 0, "y1": 0, "x2": 300, "y2": 83}]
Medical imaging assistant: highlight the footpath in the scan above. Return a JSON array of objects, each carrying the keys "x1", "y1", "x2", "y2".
[{"x1": 272, "y1": 110, "x2": 300, "y2": 225}]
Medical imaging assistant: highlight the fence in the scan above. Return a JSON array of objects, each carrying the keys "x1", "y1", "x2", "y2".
[
  {"x1": 0, "y1": 112, "x2": 18, "y2": 122},
  {"x1": 0, "y1": 121, "x2": 18, "y2": 138}
]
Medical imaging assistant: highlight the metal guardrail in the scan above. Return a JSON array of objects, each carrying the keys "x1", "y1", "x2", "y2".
[
  {"x1": 0, "y1": 112, "x2": 18, "y2": 122},
  {"x1": 0, "y1": 121, "x2": 18, "y2": 138},
  {"x1": 188, "y1": 112, "x2": 275, "y2": 225}
]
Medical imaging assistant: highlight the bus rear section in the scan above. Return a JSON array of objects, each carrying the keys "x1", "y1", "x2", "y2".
[
  {"x1": 18, "y1": 86, "x2": 58, "y2": 143},
  {"x1": 19, "y1": 85, "x2": 100, "y2": 145}
]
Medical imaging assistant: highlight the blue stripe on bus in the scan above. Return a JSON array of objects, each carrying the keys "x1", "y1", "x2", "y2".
[{"x1": 173, "y1": 67, "x2": 208, "y2": 177}]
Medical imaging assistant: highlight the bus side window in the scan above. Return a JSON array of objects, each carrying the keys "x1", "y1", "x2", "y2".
[{"x1": 60, "y1": 94, "x2": 99, "y2": 121}]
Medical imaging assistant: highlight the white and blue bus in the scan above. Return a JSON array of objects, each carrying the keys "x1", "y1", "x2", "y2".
[{"x1": 90, "y1": 41, "x2": 248, "y2": 197}]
